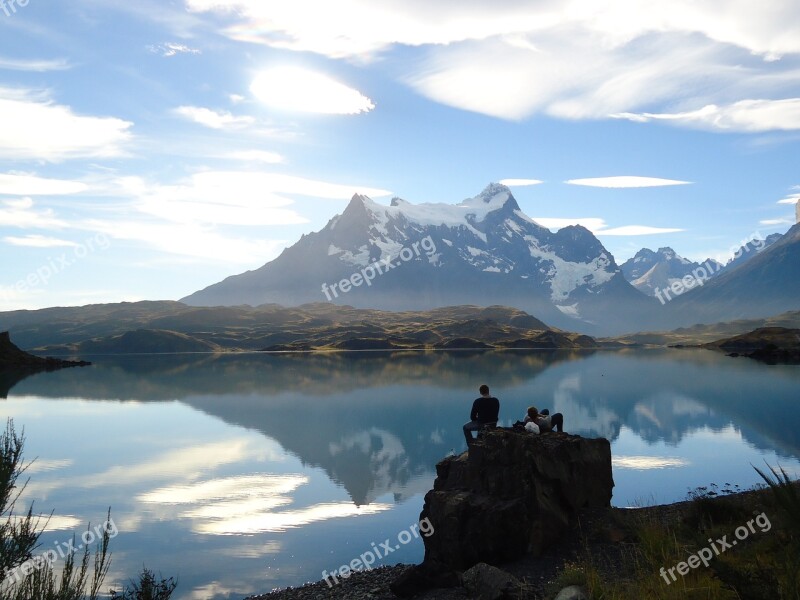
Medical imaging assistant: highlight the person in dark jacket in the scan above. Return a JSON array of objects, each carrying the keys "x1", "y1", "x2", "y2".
[{"x1": 463, "y1": 384, "x2": 500, "y2": 446}]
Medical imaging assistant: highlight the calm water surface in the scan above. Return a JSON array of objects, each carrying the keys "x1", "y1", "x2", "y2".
[{"x1": 2, "y1": 349, "x2": 799, "y2": 599}]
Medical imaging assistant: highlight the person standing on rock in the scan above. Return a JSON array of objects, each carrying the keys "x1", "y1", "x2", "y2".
[{"x1": 463, "y1": 384, "x2": 500, "y2": 446}]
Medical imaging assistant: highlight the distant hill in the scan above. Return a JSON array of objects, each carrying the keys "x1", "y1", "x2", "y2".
[
  {"x1": 0, "y1": 301, "x2": 594, "y2": 354},
  {"x1": 703, "y1": 327, "x2": 800, "y2": 362},
  {"x1": 704, "y1": 327, "x2": 800, "y2": 351},
  {"x1": 44, "y1": 329, "x2": 225, "y2": 355},
  {"x1": 602, "y1": 310, "x2": 800, "y2": 346}
]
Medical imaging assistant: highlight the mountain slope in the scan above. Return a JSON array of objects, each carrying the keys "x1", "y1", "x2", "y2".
[
  {"x1": 183, "y1": 184, "x2": 656, "y2": 335},
  {"x1": 620, "y1": 248, "x2": 721, "y2": 297},
  {"x1": 662, "y1": 224, "x2": 800, "y2": 327}
]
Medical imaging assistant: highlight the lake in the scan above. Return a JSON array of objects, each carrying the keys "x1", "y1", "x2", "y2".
[{"x1": 3, "y1": 349, "x2": 799, "y2": 599}]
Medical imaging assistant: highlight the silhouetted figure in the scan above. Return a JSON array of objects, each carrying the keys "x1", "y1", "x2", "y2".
[{"x1": 463, "y1": 384, "x2": 500, "y2": 446}]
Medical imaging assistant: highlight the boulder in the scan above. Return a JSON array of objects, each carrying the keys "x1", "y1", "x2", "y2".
[
  {"x1": 420, "y1": 429, "x2": 613, "y2": 570},
  {"x1": 461, "y1": 563, "x2": 523, "y2": 600}
]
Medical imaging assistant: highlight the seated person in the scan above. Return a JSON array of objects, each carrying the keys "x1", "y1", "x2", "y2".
[
  {"x1": 463, "y1": 384, "x2": 500, "y2": 446},
  {"x1": 524, "y1": 406, "x2": 564, "y2": 433}
]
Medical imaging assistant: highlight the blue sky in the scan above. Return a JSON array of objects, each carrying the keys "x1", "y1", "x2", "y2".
[{"x1": 0, "y1": 0, "x2": 798, "y2": 311}]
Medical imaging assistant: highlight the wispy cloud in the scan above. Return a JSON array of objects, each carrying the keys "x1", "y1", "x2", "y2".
[
  {"x1": 250, "y1": 67, "x2": 375, "y2": 115},
  {"x1": 0, "y1": 57, "x2": 71, "y2": 71},
  {"x1": 534, "y1": 216, "x2": 684, "y2": 236},
  {"x1": 499, "y1": 178, "x2": 543, "y2": 187},
  {"x1": 0, "y1": 89, "x2": 132, "y2": 161},
  {"x1": 611, "y1": 98, "x2": 800, "y2": 132},
  {"x1": 0, "y1": 173, "x2": 88, "y2": 195},
  {"x1": 225, "y1": 150, "x2": 284, "y2": 164},
  {"x1": 533, "y1": 217, "x2": 608, "y2": 231},
  {"x1": 0, "y1": 198, "x2": 67, "y2": 229},
  {"x1": 3, "y1": 234, "x2": 79, "y2": 248},
  {"x1": 147, "y1": 42, "x2": 201, "y2": 57},
  {"x1": 759, "y1": 218, "x2": 794, "y2": 226},
  {"x1": 596, "y1": 225, "x2": 685, "y2": 236},
  {"x1": 566, "y1": 176, "x2": 692, "y2": 188},
  {"x1": 175, "y1": 106, "x2": 255, "y2": 129}
]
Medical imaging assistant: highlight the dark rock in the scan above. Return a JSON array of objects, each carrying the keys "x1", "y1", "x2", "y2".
[
  {"x1": 389, "y1": 561, "x2": 461, "y2": 598},
  {"x1": 420, "y1": 429, "x2": 613, "y2": 571},
  {"x1": 461, "y1": 563, "x2": 522, "y2": 600},
  {"x1": 0, "y1": 331, "x2": 90, "y2": 370}
]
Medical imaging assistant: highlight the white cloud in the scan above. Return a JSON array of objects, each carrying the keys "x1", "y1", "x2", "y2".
[
  {"x1": 612, "y1": 98, "x2": 800, "y2": 132},
  {"x1": 186, "y1": 0, "x2": 800, "y2": 126},
  {"x1": 777, "y1": 194, "x2": 800, "y2": 204},
  {"x1": 0, "y1": 198, "x2": 66, "y2": 229},
  {"x1": 0, "y1": 89, "x2": 133, "y2": 161},
  {"x1": 250, "y1": 67, "x2": 375, "y2": 115},
  {"x1": 147, "y1": 42, "x2": 201, "y2": 57},
  {"x1": 0, "y1": 173, "x2": 88, "y2": 195},
  {"x1": 175, "y1": 106, "x2": 255, "y2": 129},
  {"x1": 533, "y1": 216, "x2": 684, "y2": 236},
  {"x1": 533, "y1": 217, "x2": 608, "y2": 231},
  {"x1": 186, "y1": 0, "x2": 800, "y2": 60},
  {"x1": 81, "y1": 171, "x2": 391, "y2": 262},
  {"x1": 0, "y1": 57, "x2": 71, "y2": 71},
  {"x1": 226, "y1": 150, "x2": 284, "y2": 164},
  {"x1": 566, "y1": 176, "x2": 692, "y2": 188},
  {"x1": 595, "y1": 225, "x2": 685, "y2": 236},
  {"x1": 760, "y1": 218, "x2": 794, "y2": 225},
  {"x1": 499, "y1": 178, "x2": 543, "y2": 186},
  {"x1": 3, "y1": 235, "x2": 79, "y2": 248}
]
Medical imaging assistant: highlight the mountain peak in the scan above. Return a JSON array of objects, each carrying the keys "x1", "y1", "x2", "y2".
[{"x1": 477, "y1": 182, "x2": 512, "y2": 202}]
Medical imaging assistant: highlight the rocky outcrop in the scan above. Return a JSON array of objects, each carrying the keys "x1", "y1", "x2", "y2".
[
  {"x1": 420, "y1": 429, "x2": 613, "y2": 571},
  {"x1": 0, "y1": 331, "x2": 90, "y2": 397}
]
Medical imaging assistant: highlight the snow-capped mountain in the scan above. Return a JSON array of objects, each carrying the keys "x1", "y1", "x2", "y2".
[
  {"x1": 182, "y1": 183, "x2": 656, "y2": 334},
  {"x1": 663, "y1": 224, "x2": 800, "y2": 326},
  {"x1": 620, "y1": 248, "x2": 722, "y2": 297},
  {"x1": 622, "y1": 233, "x2": 784, "y2": 298}
]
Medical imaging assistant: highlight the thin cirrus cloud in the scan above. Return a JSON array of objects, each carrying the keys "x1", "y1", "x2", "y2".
[
  {"x1": 116, "y1": 170, "x2": 390, "y2": 229},
  {"x1": 147, "y1": 42, "x2": 202, "y2": 57},
  {"x1": 0, "y1": 198, "x2": 67, "y2": 229},
  {"x1": 0, "y1": 57, "x2": 72, "y2": 72},
  {"x1": 0, "y1": 173, "x2": 88, "y2": 195},
  {"x1": 566, "y1": 176, "x2": 692, "y2": 188},
  {"x1": 225, "y1": 150, "x2": 284, "y2": 164},
  {"x1": 250, "y1": 67, "x2": 375, "y2": 115},
  {"x1": 611, "y1": 98, "x2": 800, "y2": 132},
  {"x1": 175, "y1": 106, "x2": 255, "y2": 129},
  {"x1": 3, "y1": 234, "x2": 79, "y2": 248},
  {"x1": 499, "y1": 178, "x2": 543, "y2": 187},
  {"x1": 533, "y1": 217, "x2": 684, "y2": 236},
  {"x1": 595, "y1": 225, "x2": 685, "y2": 236},
  {"x1": 0, "y1": 88, "x2": 132, "y2": 161}
]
